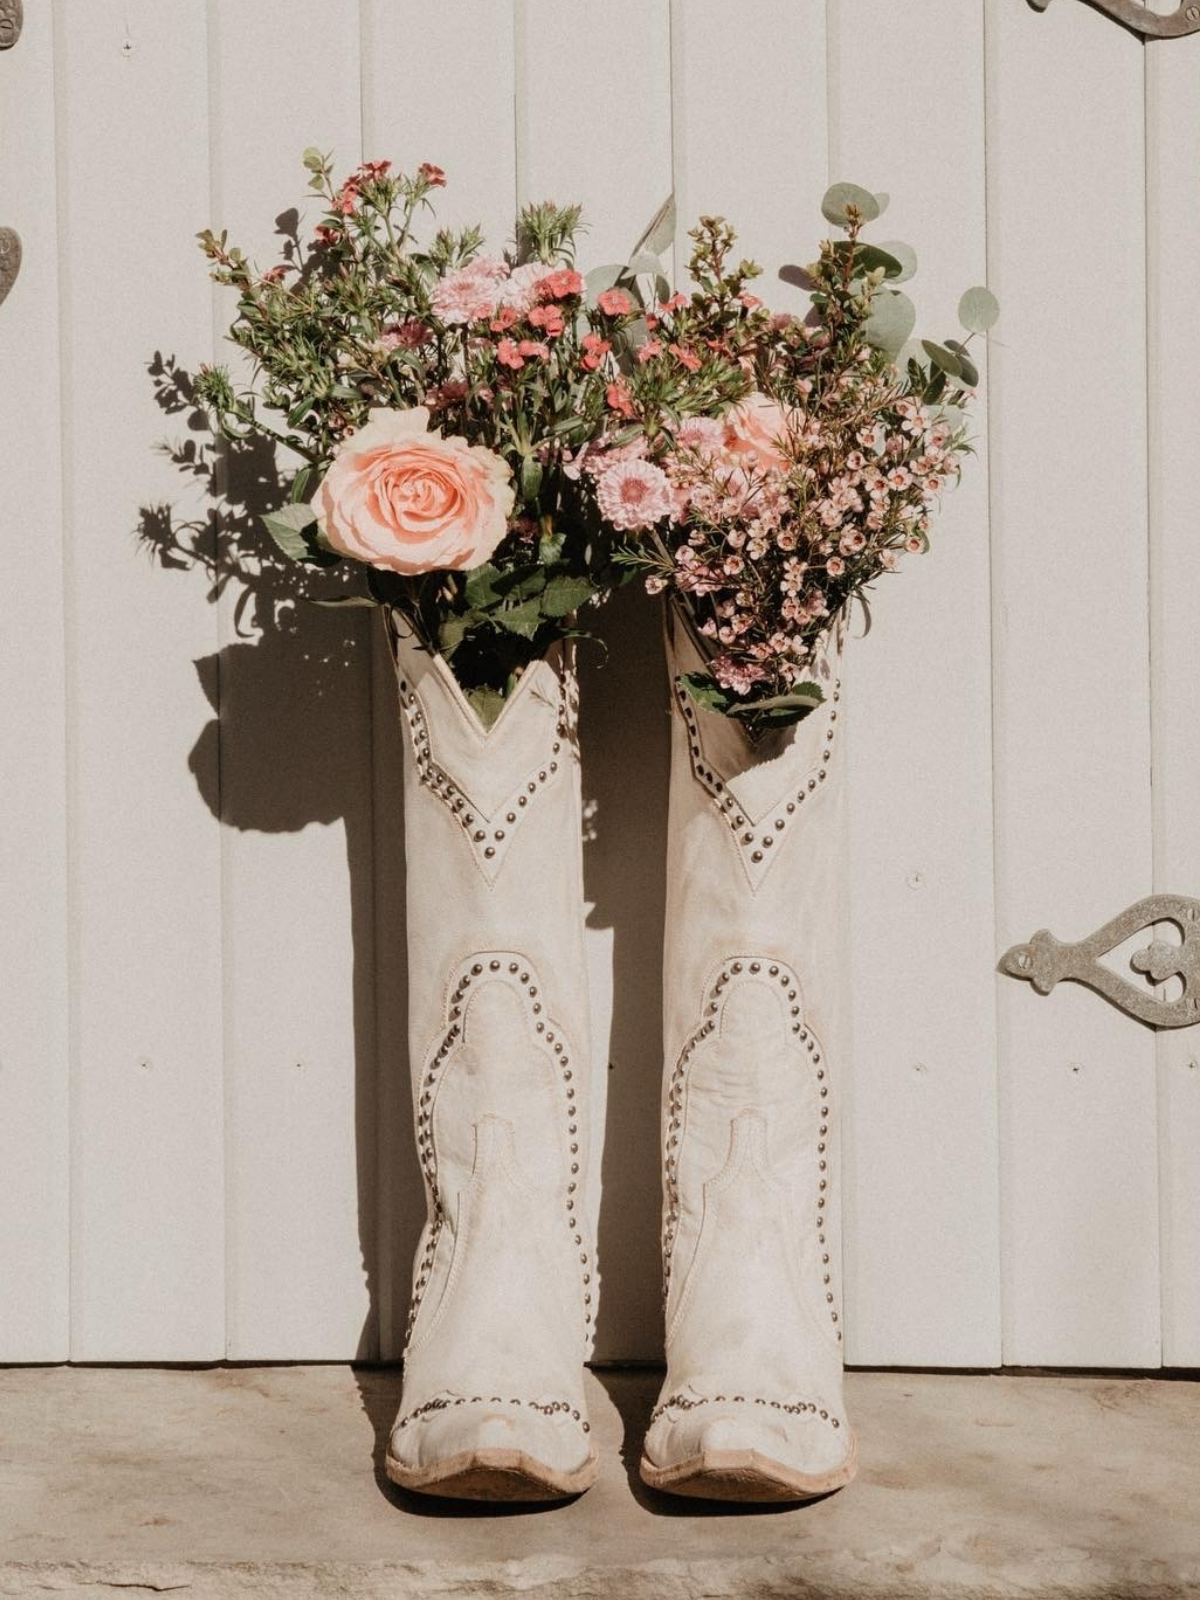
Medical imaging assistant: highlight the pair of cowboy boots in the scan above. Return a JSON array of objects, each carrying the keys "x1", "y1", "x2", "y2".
[{"x1": 383, "y1": 610, "x2": 855, "y2": 1502}]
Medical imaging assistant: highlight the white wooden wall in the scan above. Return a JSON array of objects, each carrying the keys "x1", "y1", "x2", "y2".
[{"x1": 2, "y1": 0, "x2": 1197, "y2": 1367}]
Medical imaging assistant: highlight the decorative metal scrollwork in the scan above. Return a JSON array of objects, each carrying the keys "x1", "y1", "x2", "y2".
[
  {"x1": 1028, "y1": 0, "x2": 1200, "y2": 40},
  {"x1": 1001, "y1": 894, "x2": 1200, "y2": 1028},
  {"x1": 0, "y1": 229, "x2": 20, "y2": 310}
]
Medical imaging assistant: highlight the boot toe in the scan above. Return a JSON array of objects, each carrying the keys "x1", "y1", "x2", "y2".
[
  {"x1": 387, "y1": 1401, "x2": 596, "y2": 1499},
  {"x1": 643, "y1": 1401, "x2": 855, "y2": 1500}
]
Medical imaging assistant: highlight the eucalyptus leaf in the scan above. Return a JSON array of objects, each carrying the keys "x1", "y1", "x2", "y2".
[
  {"x1": 944, "y1": 339, "x2": 980, "y2": 388},
  {"x1": 958, "y1": 285, "x2": 999, "y2": 334},
  {"x1": 586, "y1": 262, "x2": 627, "y2": 297},
  {"x1": 629, "y1": 195, "x2": 676, "y2": 259},
  {"x1": 864, "y1": 290, "x2": 916, "y2": 356},
  {"x1": 921, "y1": 339, "x2": 964, "y2": 379},
  {"x1": 852, "y1": 243, "x2": 904, "y2": 279},
  {"x1": 626, "y1": 251, "x2": 665, "y2": 277},
  {"x1": 874, "y1": 239, "x2": 917, "y2": 283},
  {"x1": 779, "y1": 263, "x2": 818, "y2": 291},
  {"x1": 821, "y1": 182, "x2": 881, "y2": 227}
]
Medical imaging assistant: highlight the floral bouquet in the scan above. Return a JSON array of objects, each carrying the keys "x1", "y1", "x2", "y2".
[
  {"x1": 194, "y1": 153, "x2": 739, "y2": 724},
  {"x1": 597, "y1": 182, "x2": 997, "y2": 734}
]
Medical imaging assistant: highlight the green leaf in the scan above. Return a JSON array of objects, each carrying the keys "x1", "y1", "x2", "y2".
[
  {"x1": 626, "y1": 251, "x2": 665, "y2": 277},
  {"x1": 541, "y1": 574, "x2": 595, "y2": 618},
  {"x1": 821, "y1": 182, "x2": 881, "y2": 228},
  {"x1": 944, "y1": 338, "x2": 980, "y2": 388},
  {"x1": 727, "y1": 682, "x2": 825, "y2": 719},
  {"x1": 495, "y1": 598, "x2": 543, "y2": 639},
  {"x1": 302, "y1": 147, "x2": 326, "y2": 172},
  {"x1": 958, "y1": 285, "x2": 999, "y2": 334},
  {"x1": 538, "y1": 527, "x2": 566, "y2": 566},
  {"x1": 586, "y1": 262, "x2": 628, "y2": 297},
  {"x1": 874, "y1": 239, "x2": 917, "y2": 283},
  {"x1": 520, "y1": 456, "x2": 543, "y2": 505},
  {"x1": 629, "y1": 194, "x2": 676, "y2": 259},
  {"x1": 438, "y1": 613, "x2": 472, "y2": 655},
  {"x1": 851, "y1": 243, "x2": 904, "y2": 279},
  {"x1": 466, "y1": 683, "x2": 506, "y2": 729},
  {"x1": 311, "y1": 594, "x2": 378, "y2": 607},
  {"x1": 922, "y1": 339, "x2": 964, "y2": 379},
  {"x1": 865, "y1": 290, "x2": 916, "y2": 356},
  {"x1": 464, "y1": 562, "x2": 503, "y2": 608},
  {"x1": 260, "y1": 503, "x2": 340, "y2": 567},
  {"x1": 678, "y1": 671, "x2": 731, "y2": 716}
]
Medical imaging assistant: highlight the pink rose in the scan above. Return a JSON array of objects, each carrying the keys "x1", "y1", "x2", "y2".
[
  {"x1": 312, "y1": 407, "x2": 514, "y2": 575},
  {"x1": 722, "y1": 393, "x2": 791, "y2": 473}
]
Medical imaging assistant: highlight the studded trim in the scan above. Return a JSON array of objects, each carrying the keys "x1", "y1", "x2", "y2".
[
  {"x1": 662, "y1": 958, "x2": 840, "y2": 1344},
  {"x1": 392, "y1": 649, "x2": 576, "y2": 883},
  {"x1": 649, "y1": 1391, "x2": 842, "y2": 1431},
  {"x1": 673, "y1": 679, "x2": 841, "y2": 891},
  {"x1": 393, "y1": 1392, "x2": 591, "y2": 1435},
  {"x1": 404, "y1": 952, "x2": 592, "y2": 1354}
]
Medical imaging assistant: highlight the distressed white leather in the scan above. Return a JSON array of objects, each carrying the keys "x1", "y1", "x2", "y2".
[
  {"x1": 384, "y1": 617, "x2": 597, "y2": 1492},
  {"x1": 643, "y1": 608, "x2": 855, "y2": 1491}
]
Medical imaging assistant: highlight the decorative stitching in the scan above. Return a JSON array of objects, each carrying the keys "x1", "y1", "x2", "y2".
[
  {"x1": 394, "y1": 672, "x2": 572, "y2": 883},
  {"x1": 662, "y1": 960, "x2": 839, "y2": 1343},
  {"x1": 404, "y1": 952, "x2": 592, "y2": 1353},
  {"x1": 649, "y1": 1391, "x2": 842, "y2": 1431},
  {"x1": 394, "y1": 1393, "x2": 591, "y2": 1434},
  {"x1": 674, "y1": 680, "x2": 841, "y2": 891}
]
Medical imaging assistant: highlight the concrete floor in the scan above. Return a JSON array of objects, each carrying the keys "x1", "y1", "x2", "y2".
[{"x1": 0, "y1": 1366, "x2": 1197, "y2": 1599}]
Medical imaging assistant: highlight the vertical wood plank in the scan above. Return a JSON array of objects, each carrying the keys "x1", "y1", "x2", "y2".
[
  {"x1": 360, "y1": 0, "x2": 518, "y2": 1361},
  {"x1": 1146, "y1": 34, "x2": 1200, "y2": 1369},
  {"x1": 829, "y1": 0, "x2": 1002, "y2": 1368},
  {"x1": 986, "y1": 0, "x2": 1159, "y2": 1366},
  {"x1": 516, "y1": 0, "x2": 674, "y2": 1362},
  {"x1": 55, "y1": 0, "x2": 225, "y2": 1359},
  {"x1": 0, "y1": 0, "x2": 70, "y2": 1360},
  {"x1": 208, "y1": 0, "x2": 372, "y2": 1359}
]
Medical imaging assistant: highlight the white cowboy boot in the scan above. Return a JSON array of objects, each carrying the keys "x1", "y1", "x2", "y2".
[
  {"x1": 640, "y1": 607, "x2": 857, "y2": 1502},
  {"x1": 383, "y1": 616, "x2": 598, "y2": 1501}
]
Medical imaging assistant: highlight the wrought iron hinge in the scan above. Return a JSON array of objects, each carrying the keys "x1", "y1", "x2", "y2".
[
  {"x1": 0, "y1": 229, "x2": 20, "y2": 309},
  {"x1": 0, "y1": 0, "x2": 21, "y2": 50},
  {"x1": 1001, "y1": 894, "x2": 1200, "y2": 1028},
  {"x1": 1029, "y1": 0, "x2": 1200, "y2": 39}
]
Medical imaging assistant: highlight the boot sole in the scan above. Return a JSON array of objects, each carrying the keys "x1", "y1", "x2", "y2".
[
  {"x1": 639, "y1": 1430, "x2": 857, "y2": 1503},
  {"x1": 386, "y1": 1445, "x2": 599, "y2": 1502}
]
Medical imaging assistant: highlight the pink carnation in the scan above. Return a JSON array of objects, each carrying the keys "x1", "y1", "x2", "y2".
[
  {"x1": 595, "y1": 458, "x2": 674, "y2": 532},
  {"x1": 597, "y1": 287, "x2": 633, "y2": 317},
  {"x1": 431, "y1": 258, "x2": 508, "y2": 324}
]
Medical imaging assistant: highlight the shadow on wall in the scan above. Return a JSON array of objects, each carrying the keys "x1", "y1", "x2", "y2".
[{"x1": 139, "y1": 354, "x2": 669, "y2": 1376}]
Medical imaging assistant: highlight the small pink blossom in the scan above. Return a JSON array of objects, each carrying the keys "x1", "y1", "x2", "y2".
[
  {"x1": 580, "y1": 332, "x2": 611, "y2": 370},
  {"x1": 595, "y1": 458, "x2": 674, "y2": 532},
  {"x1": 597, "y1": 287, "x2": 633, "y2": 317},
  {"x1": 496, "y1": 338, "x2": 525, "y2": 370},
  {"x1": 418, "y1": 162, "x2": 447, "y2": 187},
  {"x1": 712, "y1": 654, "x2": 767, "y2": 695},
  {"x1": 636, "y1": 339, "x2": 663, "y2": 363},
  {"x1": 826, "y1": 556, "x2": 845, "y2": 577}
]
